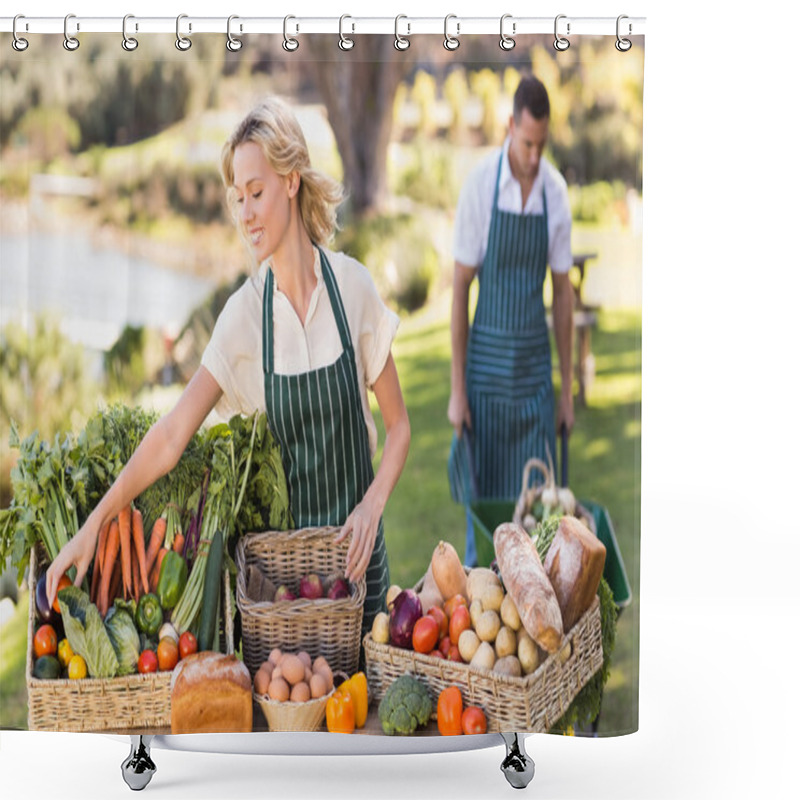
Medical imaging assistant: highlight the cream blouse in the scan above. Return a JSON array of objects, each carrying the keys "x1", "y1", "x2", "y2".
[{"x1": 201, "y1": 247, "x2": 400, "y2": 457}]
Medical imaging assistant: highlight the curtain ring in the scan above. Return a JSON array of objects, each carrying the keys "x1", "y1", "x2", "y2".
[
  {"x1": 63, "y1": 13, "x2": 80, "y2": 51},
  {"x1": 553, "y1": 14, "x2": 570, "y2": 52},
  {"x1": 394, "y1": 15, "x2": 410, "y2": 51},
  {"x1": 12, "y1": 15, "x2": 29, "y2": 52},
  {"x1": 122, "y1": 14, "x2": 138, "y2": 51},
  {"x1": 616, "y1": 15, "x2": 632, "y2": 52},
  {"x1": 499, "y1": 14, "x2": 516, "y2": 51},
  {"x1": 283, "y1": 15, "x2": 299, "y2": 52},
  {"x1": 175, "y1": 14, "x2": 192, "y2": 51},
  {"x1": 443, "y1": 14, "x2": 460, "y2": 51},
  {"x1": 339, "y1": 15, "x2": 354, "y2": 51},
  {"x1": 227, "y1": 15, "x2": 243, "y2": 52}
]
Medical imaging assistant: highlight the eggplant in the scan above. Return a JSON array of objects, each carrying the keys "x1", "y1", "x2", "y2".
[
  {"x1": 36, "y1": 573, "x2": 55, "y2": 623},
  {"x1": 388, "y1": 589, "x2": 422, "y2": 649}
]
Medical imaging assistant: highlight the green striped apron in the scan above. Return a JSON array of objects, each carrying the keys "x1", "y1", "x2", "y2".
[
  {"x1": 449, "y1": 153, "x2": 555, "y2": 561},
  {"x1": 262, "y1": 247, "x2": 390, "y2": 645}
]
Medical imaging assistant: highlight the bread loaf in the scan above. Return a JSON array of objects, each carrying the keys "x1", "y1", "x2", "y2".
[
  {"x1": 170, "y1": 652, "x2": 253, "y2": 733},
  {"x1": 493, "y1": 522, "x2": 563, "y2": 653},
  {"x1": 543, "y1": 515, "x2": 606, "y2": 631}
]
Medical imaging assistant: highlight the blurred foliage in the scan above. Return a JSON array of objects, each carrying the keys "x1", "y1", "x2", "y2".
[
  {"x1": 104, "y1": 325, "x2": 168, "y2": 399},
  {"x1": 14, "y1": 107, "x2": 80, "y2": 163},
  {"x1": 394, "y1": 140, "x2": 459, "y2": 210},
  {"x1": 569, "y1": 181, "x2": 630, "y2": 225}
]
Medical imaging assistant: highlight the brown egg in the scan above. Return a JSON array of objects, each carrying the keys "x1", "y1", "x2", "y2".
[
  {"x1": 297, "y1": 651, "x2": 312, "y2": 669},
  {"x1": 281, "y1": 654, "x2": 306, "y2": 686},
  {"x1": 290, "y1": 681, "x2": 311, "y2": 703},
  {"x1": 304, "y1": 666, "x2": 313, "y2": 683},
  {"x1": 254, "y1": 666, "x2": 271, "y2": 696},
  {"x1": 313, "y1": 662, "x2": 334, "y2": 692},
  {"x1": 268, "y1": 677, "x2": 290, "y2": 702},
  {"x1": 268, "y1": 648, "x2": 283, "y2": 666},
  {"x1": 309, "y1": 673, "x2": 328, "y2": 699},
  {"x1": 260, "y1": 660, "x2": 274, "y2": 677}
]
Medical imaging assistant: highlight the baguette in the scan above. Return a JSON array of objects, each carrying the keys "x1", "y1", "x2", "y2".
[{"x1": 493, "y1": 522, "x2": 563, "y2": 653}]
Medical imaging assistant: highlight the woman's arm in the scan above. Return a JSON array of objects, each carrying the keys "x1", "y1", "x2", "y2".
[
  {"x1": 46, "y1": 367, "x2": 223, "y2": 605},
  {"x1": 336, "y1": 353, "x2": 410, "y2": 582}
]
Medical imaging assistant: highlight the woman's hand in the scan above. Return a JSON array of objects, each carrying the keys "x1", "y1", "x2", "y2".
[
  {"x1": 335, "y1": 495, "x2": 382, "y2": 583},
  {"x1": 46, "y1": 521, "x2": 99, "y2": 607}
]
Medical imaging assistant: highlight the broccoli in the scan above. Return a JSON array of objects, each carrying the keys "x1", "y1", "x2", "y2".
[{"x1": 378, "y1": 673, "x2": 432, "y2": 735}]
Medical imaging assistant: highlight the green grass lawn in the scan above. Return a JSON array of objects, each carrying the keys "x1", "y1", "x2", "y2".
[{"x1": 0, "y1": 299, "x2": 640, "y2": 736}]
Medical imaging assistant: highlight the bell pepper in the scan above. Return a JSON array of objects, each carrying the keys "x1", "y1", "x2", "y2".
[
  {"x1": 134, "y1": 593, "x2": 163, "y2": 637},
  {"x1": 325, "y1": 689, "x2": 355, "y2": 734},
  {"x1": 156, "y1": 551, "x2": 188, "y2": 610},
  {"x1": 339, "y1": 671, "x2": 368, "y2": 728}
]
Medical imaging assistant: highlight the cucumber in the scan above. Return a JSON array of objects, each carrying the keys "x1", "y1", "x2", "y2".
[{"x1": 197, "y1": 530, "x2": 223, "y2": 651}]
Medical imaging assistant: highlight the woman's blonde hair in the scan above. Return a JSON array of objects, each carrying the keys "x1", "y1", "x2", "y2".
[{"x1": 220, "y1": 97, "x2": 344, "y2": 246}]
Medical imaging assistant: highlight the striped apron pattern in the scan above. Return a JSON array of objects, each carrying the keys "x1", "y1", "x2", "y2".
[
  {"x1": 449, "y1": 152, "x2": 556, "y2": 515},
  {"x1": 262, "y1": 247, "x2": 390, "y2": 644}
]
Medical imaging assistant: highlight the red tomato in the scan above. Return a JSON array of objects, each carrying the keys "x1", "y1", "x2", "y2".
[
  {"x1": 429, "y1": 649, "x2": 444, "y2": 659},
  {"x1": 439, "y1": 636, "x2": 452, "y2": 658},
  {"x1": 426, "y1": 606, "x2": 448, "y2": 639},
  {"x1": 448, "y1": 605, "x2": 471, "y2": 647},
  {"x1": 157, "y1": 637, "x2": 179, "y2": 671},
  {"x1": 437, "y1": 686, "x2": 463, "y2": 736},
  {"x1": 412, "y1": 615, "x2": 439, "y2": 654},
  {"x1": 52, "y1": 576, "x2": 72, "y2": 615},
  {"x1": 178, "y1": 631, "x2": 198, "y2": 660},
  {"x1": 443, "y1": 593, "x2": 467, "y2": 619},
  {"x1": 447, "y1": 647, "x2": 463, "y2": 663},
  {"x1": 138, "y1": 649, "x2": 158, "y2": 674},
  {"x1": 34, "y1": 624, "x2": 58, "y2": 658},
  {"x1": 462, "y1": 706, "x2": 488, "y2": 735}
]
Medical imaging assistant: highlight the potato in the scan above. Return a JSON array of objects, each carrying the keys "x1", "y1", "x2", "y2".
[
  {"x1": 557, "y1": 640, "x2": 572, "y2": 665},
  {"x1": 475, "y1": 609, "x2": 501, "y2": 643},
  {"x1": 457, "y1": 629, "x2": 481, "y2": 662},
  {"x1": 371, "y1": 611, "x2": 390, "y2": 644},
  {"x1": 386, "y1": 584, "x2": 403, "y2": 607},
  {"x1": 470, "y1": 641, "x2": 496, "y2": 671},
  {"x1": 469, "y1": 599, "x2": 484, "y2": 629},
  {"x1": 466, "y1": 567, "x2": 501, "y2": 604},
  {"x1": 494, "y1": 626, "x2": 517, "y2": 659},
  {"x1": 481, "y1": 584, "x2": 505, "y2": 613},
  {"x1": 517, "y1": 632, "x2": 539, "y2": 675},
  {"x1": 493, "y1": 655, "x2": 522, "y2": 677},
  {"x1": 500, "y1": 593, "x2": 522, "y2": 631}
]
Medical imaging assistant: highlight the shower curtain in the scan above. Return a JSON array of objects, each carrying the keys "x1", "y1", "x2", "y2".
[{"x1": 0, "y1": 19, "x2": 643, "y2": 740}]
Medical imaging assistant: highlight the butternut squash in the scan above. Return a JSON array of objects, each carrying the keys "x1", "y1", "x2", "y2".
[{"x1": 431, "y1": 540, "x2": 468, "y2": 601}]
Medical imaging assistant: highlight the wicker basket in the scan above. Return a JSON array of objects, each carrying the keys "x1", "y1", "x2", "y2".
[
  {"x1": 235, "y1": 527, "x2": 366, "y2": 678},
  {"x1": 363, "y1": 596, "x2": 603, "y2": 733},
  {"x1": 512, "y1": 458, "x2": 597, "y2": 534},
  {"x1": 26, "y1": 548, "x2": 234, "y2": 732},
  {"x1": 255, "y1": 688, "x2": 334, "y2": 732}
]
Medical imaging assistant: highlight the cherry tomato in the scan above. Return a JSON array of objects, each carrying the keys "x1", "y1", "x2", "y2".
[
  {"x1": 178, "y1": 631, "x2": 198, "y2": 660},
  {"x1": 426, "y1": 606, "x2": 448, "y2": 639},
  {"x1": 462, "y1": 706, "x2": 488, "y2": 735},
  {"x1": 34, "y1": 624, "x2": 58, "y2": 659},
  {"x1": 443, "y1": 593, "x2": 467, "y2": 619},
  {"x1": 448, "y1": 605, "x2": 471, "y2": 647},
  {"x1": 439, "y1": 635, "x2": 452, "y2": 658},
  {"x1": 429, "y1": 649, "x2": 444, "y2": 659},
  {"x1": 157, "y1": 637, "x2": 179, "y2": 671},
  {"x1": 137, "y1": 649, "x2": 158, "y2": 674},
  {"x1": 412, "y1": 615, "x2": 439, "y2": 654},
  {"x1": 52, "y1": 575, "x2": 72, "y2": 615}
]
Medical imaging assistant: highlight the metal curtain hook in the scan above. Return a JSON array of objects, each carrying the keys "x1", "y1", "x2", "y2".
[
  {"x1": 122, "y1": 14, "x2": 138, "y2": 51},
  {"x1": 283, "y1": 15, "x2": 299, "y2": 52},
  {"x1": 444, "y1": 14, "x2": 460, "y2": 51},
  {"x1": 175, "y1": 14, "x2": 192, "y2": 51},
  {"x1": 63, "y1": 13, "x2": 79, "y2": 51},
  {"x1": 394, "y1": 15, "x2": 410, "y2": 50},
  {"x1": 500, "y1": 14, "x2": 516, "y2": 51},
  {"x1": 339, "y1": 15, "x2": 354, "y2": 50},
  {"x1": 227, "y1": 15, "x2": 243, "y2": 51},
  {"x1": 554, "y1": 14, "x2": 570, "y2": 51},
  {"x1": 12, "y1": 14, "x2": 29, "y2": 51},
  {"x1": 616, "y1": 15, "x2": 632, "y2": 52}
]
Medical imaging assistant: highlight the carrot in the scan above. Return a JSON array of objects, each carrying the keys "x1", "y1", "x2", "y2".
[
  {"x1": 149, "y1": 547, "x2": 168, "y2": 592},
  {"x1": 108, "y1": 558, "x2": 122, "y2": 612},
  {"x1": 145, "y1": 516, "x2": 167, "y2": 575},
  {"x1": 91, "y1": 520, "x2": 110, "y2": 603},
  {"x1": 98, "y1": 518, "x2": 120, "y2": 616},
  {"x1": 118, "y1": 505, "x2": 132, "y2": 600},
  {"x1": 173, "y1": 532, "x2": 185, "y2": 556},
  {"x1": 132, "y1": 554, "x2": 141, "y2": 602},
  {"x1": 132, "y1": 507, "x2": 149, "y2": 594}
]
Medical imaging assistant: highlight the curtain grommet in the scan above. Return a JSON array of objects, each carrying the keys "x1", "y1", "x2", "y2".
[{"x1": 554, "y1": 14, "x2": 570, "y2": 52}]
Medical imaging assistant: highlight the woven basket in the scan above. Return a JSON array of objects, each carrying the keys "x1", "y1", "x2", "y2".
[
  {"x1": 26, "y1": 548, "x2": 234, "y2": 732},
  {"x1": 235, "y1": 527, "x2": 366, "y2": 678},
  {"x1": 255, "y1": 687, "x2": 334, "y2": 732},
  {"x1": 363, "y1": 595, "x2": 603, "y2": 733},
  {"x1": 512, "y1": 458, "x2": 596, "y2": 534}
]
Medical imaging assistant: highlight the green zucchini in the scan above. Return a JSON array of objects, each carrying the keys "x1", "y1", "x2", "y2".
[{"x1": 197, "y1": 530, "x2": 223, "y2": 651}]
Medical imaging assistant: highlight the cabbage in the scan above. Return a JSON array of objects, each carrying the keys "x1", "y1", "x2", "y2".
[
  {"x1": 59, "y1": 586, "x2": 118, "y2": 678},
  {"x1": 105, "y1": 605, "x2": 141, "y2": 676}
]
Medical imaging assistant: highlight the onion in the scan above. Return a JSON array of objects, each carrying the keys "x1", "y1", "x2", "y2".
[{"x1": 388, "y1": 589, "x2": 422, "y2": 649}]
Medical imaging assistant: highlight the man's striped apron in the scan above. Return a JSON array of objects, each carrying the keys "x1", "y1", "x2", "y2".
[{"x1": 262, "y1": 246, "x2": 390, "y2": 644}]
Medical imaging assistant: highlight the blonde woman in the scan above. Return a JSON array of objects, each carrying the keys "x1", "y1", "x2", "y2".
[{"x1": 48, "y1": 98, "x2": 410, "y2": 637}]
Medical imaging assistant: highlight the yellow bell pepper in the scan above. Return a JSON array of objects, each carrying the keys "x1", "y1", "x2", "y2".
[
  {"x1": 339, "y1": 671, "x2": 368, "y2": 728},
  {"x1": 325, "y1": 689, "x2": 355, "y2": 734}
]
